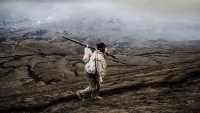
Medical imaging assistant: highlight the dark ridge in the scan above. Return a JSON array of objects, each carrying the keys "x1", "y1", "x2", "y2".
[
  {"x1": 0, "y1": 37, "x2": 7, "y2": 43},
  {"x1": 0, "y1": 54, "x2": 37, "y2": 59},
  {"x1": 27, "y1": 65, "x2": 40, "y2": 83},
  {"x1": 134, "y1": 51, "x2": 161, "y2": 56},
  {"x1": 0, "y1": 94, "x2": 78, "y2": 113},
  {"x1": 0, "y1": 68, "x2": 199, "y2": 113},
  {"x1": 32, "y1": 30, "x2": 48, "y2": 36},
  {"x1": 101, "y1": 68, "x2": 200, "y2": 96}
]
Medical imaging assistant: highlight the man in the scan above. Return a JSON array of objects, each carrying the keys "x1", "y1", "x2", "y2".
[{"x1": 77, "y1": 42, "x2": 108, "y2": 101}]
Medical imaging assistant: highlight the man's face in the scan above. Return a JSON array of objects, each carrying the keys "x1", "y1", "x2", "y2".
[
  {"x1": 99, "y1": 46, "x2": 106, "y2": 52},
  {"x1": 102, "y1": 46, "x2": 108, "y2": 53}
]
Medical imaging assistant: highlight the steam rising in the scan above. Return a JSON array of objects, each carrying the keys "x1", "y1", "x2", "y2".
[{"x1": 0, "y1": 0, "x2": 200, "y2": 40}]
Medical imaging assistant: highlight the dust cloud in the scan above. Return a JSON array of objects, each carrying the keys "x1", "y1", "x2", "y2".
[{"x1": 0, "y1": 0, "x2": 200, "y2": 40}]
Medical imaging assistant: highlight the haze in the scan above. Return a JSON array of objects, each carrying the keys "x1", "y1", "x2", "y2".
[{"x1": 0, "y1": 0, "x2": 200, "y2": 41}]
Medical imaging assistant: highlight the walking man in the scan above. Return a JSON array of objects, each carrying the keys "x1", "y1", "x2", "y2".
[{"x1": 77, "y1": 42, "x2": 108, "y2": 101}]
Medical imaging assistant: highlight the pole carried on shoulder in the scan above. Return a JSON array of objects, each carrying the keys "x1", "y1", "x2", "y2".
[
  {"x1": 62, "y1": 36, "x2": 116, "y2": 59},
  {"x1": 62, "y1": 36, "x2": 153, "y2": 66},
  {"x1": 62, "y1": 36, "x2": 95, "y2": 49}
]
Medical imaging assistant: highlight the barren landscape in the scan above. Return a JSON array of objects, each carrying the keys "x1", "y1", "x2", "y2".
[
  {"x1": 0, "y1": 40, "x2": 200, "y2": 113},
  {"x1": 1, "y1": 0, "x2": 200, "y2": 113}
]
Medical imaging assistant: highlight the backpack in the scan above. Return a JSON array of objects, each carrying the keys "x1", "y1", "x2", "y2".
[{"x1": 83, "y1": 45, "x2": 92, "y2": 63}]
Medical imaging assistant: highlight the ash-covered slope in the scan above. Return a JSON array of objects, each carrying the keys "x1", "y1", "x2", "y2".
[
  {"x1": 1, "y1": 1, "x2": 200, "y2": 113},
  {"x1": 0, "y1": 39, "x2": 200, "y2": 113}
]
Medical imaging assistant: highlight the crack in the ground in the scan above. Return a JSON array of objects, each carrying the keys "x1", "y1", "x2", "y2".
[
  {"x1": 26, "y1": 65, "x2": 41, "y2": 82},
  {"x1": 101, "y1": 69, "x2": 200, "y2": 98},
  {"x1": 0, "y1": 54, "x2": 37, "y2": 59},
  {"x1": 0, "y1": 94, "x2": 77, "y2": 113},
  {"x1": 0, "y1": 59, "x2": 14, "y2": 69},
  {"x1": 134, "y1": 51, "x2": 162, "y2": 56},
  {"x1": 0, "y1": 67, "x2": 199, "y2": 113},
  {"x1": 0, "y1": 54, "x2": 37, "y2": 69},
  {"x1": 0, "y1": 64, "x2": 41, "y2": 83},
  {"x1": 68, "y1": 59, "x2": 83, "y2": 76},
  {"x1": 108, "y1": 58, "x2": 200, "y2": 77}
]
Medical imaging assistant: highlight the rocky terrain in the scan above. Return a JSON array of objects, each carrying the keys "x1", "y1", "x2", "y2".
[
  {"x1": 0, "y1": 39, "x2": 200, "y2": 113},
  {"x1": 0, "y1": 2, "x2": 200, "y2": 112}
]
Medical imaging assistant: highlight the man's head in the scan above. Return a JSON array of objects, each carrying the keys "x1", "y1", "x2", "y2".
[{"x1": 96, "y1": 42, "x2": 107, "y2": 52}]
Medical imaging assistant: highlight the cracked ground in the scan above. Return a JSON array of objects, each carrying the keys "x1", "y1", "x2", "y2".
[{"x1": 0, "y1": 42, "x2": 200, "y2": 113}]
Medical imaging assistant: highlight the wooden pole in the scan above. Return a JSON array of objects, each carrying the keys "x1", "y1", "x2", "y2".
[
  {"x1": 62, "y1": 36, "x2": 95, "y2": 50},
  {"x1": 62, "y1": 36, "x2": 116, "y2": 59}
]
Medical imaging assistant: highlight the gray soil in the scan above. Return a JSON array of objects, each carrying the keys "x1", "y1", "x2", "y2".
[{"x1": 0, "y1": 42, "x2": 200, "y2": 113}]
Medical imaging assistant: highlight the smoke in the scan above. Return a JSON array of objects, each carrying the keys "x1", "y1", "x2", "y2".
[{"x1": 0, "y1": 0, "x2": 200, "y2": 41}]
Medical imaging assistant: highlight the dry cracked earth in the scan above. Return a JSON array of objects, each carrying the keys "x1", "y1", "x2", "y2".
[{"x1": 0, "y1": 42, "x2": 200, "y2": 113}]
